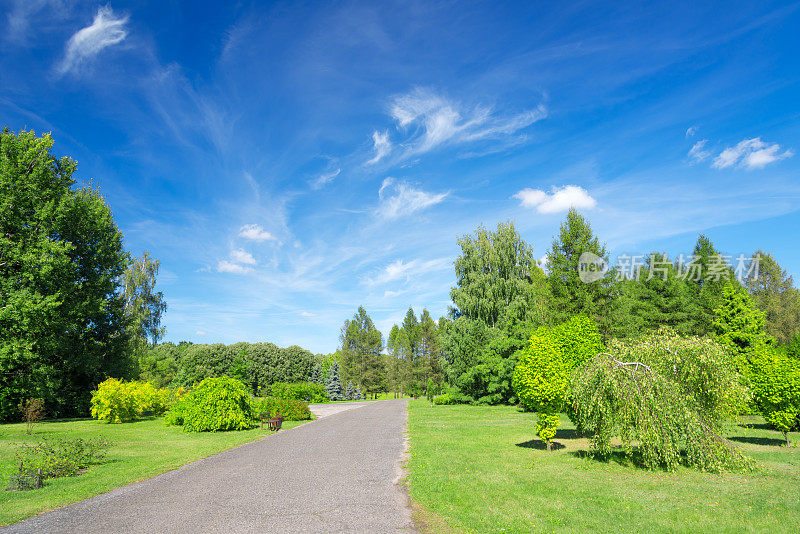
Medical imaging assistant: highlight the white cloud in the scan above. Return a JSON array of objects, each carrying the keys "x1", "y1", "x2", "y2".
[
  {"x1": 311, "y1": 168, "x2": 340, "y2": 189},
  {"x1": 688, "y1": 139, "x2": 711, "y2": 163},
  {"x1": 514, "y1": 185, "x2": 597, "y2": 214},
  {"x1": 712, "y1": 137, "x2": 793, "y2": 170},
  {"x1": 56, "y1": 6, "x2": 128, "y2": 76},
  {"x1": 196, "y1": 330, "x2": 206, "y2": 336},
  {"x1": 230, "y1": 249, "x2": 256, "y2": 265},
  {"x1": 300, "y1": 311, "x2": 317, "y2": 317},
  {"x1": 366, "y1": 130, "x2": 392, "y2": 165},
  {"x1": 685, "y1": 126, "x2": 698, "y2": 138},
  {"x1": 385, "y1": 88, "x2": 546, "y2": 157},
  {"x1": 375, "y1": 178, "x2": 448, "y2": 220},
  {"x1": 217, "y1": 260, "x2": 251, "y2": 274},
  {"x1": 239, "y1": 224, "x2": 277, "y2": 241},
  {"x1": 368, "y1": 258, "x2": 450, "y2": 285}
]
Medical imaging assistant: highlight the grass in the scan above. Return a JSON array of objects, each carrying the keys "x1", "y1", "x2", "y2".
[
  {"x1": 406, "y1": 400, "x2": 800, "y2": 533},
  {"x1": 0, "y1": 416, "x2": 307, "y2": 526}
]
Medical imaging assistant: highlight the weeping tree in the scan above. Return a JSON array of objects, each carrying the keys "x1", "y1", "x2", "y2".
[{"x1": 572, "y1": 329, "x2": 753, "y2": 472}]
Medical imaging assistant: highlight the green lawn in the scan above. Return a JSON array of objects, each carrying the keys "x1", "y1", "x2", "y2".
[
  {"x1": 0, "y1": 417, "x2": 307, "y2": 526},
  {"x1": 406, "y1": 400, "x2": 800, "y2": 533}
]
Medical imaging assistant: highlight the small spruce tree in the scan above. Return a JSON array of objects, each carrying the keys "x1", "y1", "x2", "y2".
[
  {"x1": 326, "y1": 362, "x2": 344, "y2": 401},
  {"x1": 346, "y1": 382, "x2": 355, "y2": 400},
  {"x1": 310, "y1": 364, "x2": 322, "y2": 384},
  {"x1": 355, "y1": 385, "x2": 364, "y2": 400}
]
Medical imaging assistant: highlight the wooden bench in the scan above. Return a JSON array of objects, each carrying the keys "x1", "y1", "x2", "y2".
[{"x1": 260, "y1": 413, "x2": 284, "y2": 431}]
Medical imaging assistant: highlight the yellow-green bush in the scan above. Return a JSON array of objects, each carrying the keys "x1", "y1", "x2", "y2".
[
  {"x1": 748, "y1": 345, "x2": 800, "y2": 446},
  {"x1": 90, "y1": 378, "x2": 178, "y2": 423},
  {"x1": 165, "y1": 376, "x2": 256, "y2": 432},
  {"x1": 512, "y1": 316, "x2": 603, "y2": 449}
]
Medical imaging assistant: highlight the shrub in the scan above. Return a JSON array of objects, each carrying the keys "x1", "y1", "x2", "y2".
[
  {"x1": 433, "y1": 385, "x2": 471, "y2": 405},
  {"x1": 90, "y1": 378, "x2": 177, "y2": 423},
  {"x1": 572, "y1": 329, "x2": 752, "y2": 472},
  {"x1": 18, "y1": 398, "x2": 45, "y2": 435},
  {"x1": 252, "y1": 396, "x2": 311, "y2": 421},
  {"x1": 512, "y1": 316, "x2": 603, "y2": 450},
  {"x1": 269, "y1": 382, "x2": 328, "y2": 403},
  {"x1": 164, "y1": 376, "x2": 256, "y2": 432},
  {"x1": 10, "y1": 438, "x2": 110, "y2": 489},
  {"x1": 748, "y1": 345, "x2": 800, "y2": 445}
]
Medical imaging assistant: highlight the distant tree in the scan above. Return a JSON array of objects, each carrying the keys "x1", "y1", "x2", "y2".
[
  {"x1": 451, "y1": 221, "x2": 549, "y2": 329},
  {"x1": 1, "y1": 129, "x2": 131, "y2": 420},
  {"x1": 684, "y1": 235, "x2": 739, "y2": 334},
  {"x1": 339, "y1": 306, "x2": 384, "y2": 394},
  {"x1": 746, "y1": 251, "x2": 800, "y2": 344},
  {"x1": 609, "y1": 253, "x2": 704, "y2": 339},
  {"x1": 346, "y1": 382, "x2": 355, "y2": 400},
  {"x1": 326, "y1": 361, "x2": 344, "y2": 401},
  {"x1": 547, "y1": 209, "x2": 611, "y2": 331},
  {"x1": 123, "y1": 252, "x2": 167, "y2": 374}
]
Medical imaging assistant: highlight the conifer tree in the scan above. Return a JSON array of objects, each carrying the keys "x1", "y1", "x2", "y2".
[
  {"x1": 346, "y1": 382, "x2": 355, "y2": 400},
  {"x1": 746, "y1": 251, "x2": 800, "y2": 344},
  {"x1": 326, "y1": 361, "x2": 344, "y2": 401},
  {"x1": 713, "y1": 284, "x2": 773, "y2": 363},
  {"x1": 547, "y1": 209, "x2": 611, "y2": 330},
  {"x1": 309, "y1": 364, "x2": 322, "y2": 384}
]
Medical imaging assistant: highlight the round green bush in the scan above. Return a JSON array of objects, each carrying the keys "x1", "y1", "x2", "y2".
[
  {"x1": 165, "y1": 376, "x2": 256, "y2": 432},
  {"x1": 512, "y1": 316, "x2": 603, "y2": 449}
]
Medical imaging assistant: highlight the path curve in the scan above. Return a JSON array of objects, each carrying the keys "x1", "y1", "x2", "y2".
[{"x1": 4, "y1": 399, "x2": 415, "y2": 534}]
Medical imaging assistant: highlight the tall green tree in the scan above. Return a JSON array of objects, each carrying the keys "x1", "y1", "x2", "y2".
[
  {"x1": 745, "y1": 251, "x2": 800, "y2": 345},
  {"x1": 547, "y1": 209, "x2": 611, "y2": 330},
  {"x1": 123, "y1": 251, "x2": 167, "y2": 375},
  {"x1": 1, "y1": 129, "x2": 131, "y2": 420},
  {"x1": 339, "y1": 306, "x2": 384, "y2": 395},
  {"x1": 450, "y1": 221, "x2": 549, "y2": 329}
]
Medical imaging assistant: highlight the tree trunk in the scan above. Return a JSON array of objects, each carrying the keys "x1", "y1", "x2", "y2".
[
  {"x1": 546, "y1": 440, "x2": 552, "y2": 452},
  {"x1": 785, "y1": 431, "x2": 790, "y2": 447}
]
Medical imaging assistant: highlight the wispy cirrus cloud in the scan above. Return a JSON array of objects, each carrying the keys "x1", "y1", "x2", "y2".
[
  {"x1": 514, "y1": 185, "x2": 596, "y2": 214},
  {"x1": 688, "y1": 139, "x2": 711, "y2": 163},
  {"x1": 366, "y1": 130, "x2": 391, "y2": 165},
  {"x1": 217, "y1": 260, "x2": 252, "y2": 274},
  {"x1": 382, "y1": 87, "x2": 546, "y2": 158},
  {"x1": 239, "y1": 224, "x2": 277, "y2": 241},
  {"x1": 310, "y1": 168, "x2": 341, "y2": 189},
  {"x1": 366, "y1": 257, "x2": 451, "y2": 286},
  {"x1": 375, "y1": 178, "x2": 448, "y2": 220},
  {"x1": 713, "y1": 137, "x2": 793, "y2": 170},
  {"x1": 56, "y1": 6, "x2": 128, "y2": 76}
]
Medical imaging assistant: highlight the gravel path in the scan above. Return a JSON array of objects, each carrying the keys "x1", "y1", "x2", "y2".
[{"x1": 4, "y1": 399, "x2": 415, "y2": 533}]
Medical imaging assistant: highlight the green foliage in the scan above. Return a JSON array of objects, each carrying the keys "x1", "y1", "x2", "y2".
[
  {"x1": 252, "y1": 397, "x2": 312, "y2": 421},
  {"x1": 164, "y1": 377, "x2": 256, "y2": 432},
  {"x1": 339, "y1": 306, "x2": 384, "y2": 395},
  {"x1": 513, "y1": 316, "x2": 603, "y2": 448},
  {"x1": 608, "y1": 253, "x2": 705, "y2": 339},
  {"x1": 13, "y1": 438, "x2": 109, "y2": 482},
  {"x1": 326, "y1": 361, "x2": 345, "y2": 400},
  {"x1": 572, "y1": 330, "x2": 752, "y2": 472},
  {"x1": 168, "y1": 341, "x2": 315, "y2": 394},
  {"x1": 450, "y1": 221, "x2": 549, "y2": 329},
  {"x1": 547, "y1": 208, "x2": 611, "y2": 329},
  {"x1": 713, "y1": 284, "x2": 773, "y2": 362},
  {"x1": 1, "y1": 129, "x2": 132, "y2": 421},
  {"x1": 90, "y1": 378, "x2": 176, "y2": 423},
  {"x1": 747, "y1": 345, "x2": 800, "y2": 444},
  {"x1": 746, "y1": 251, "x2": 800, "y2": 345},
  {"x1": 269, "y1": 381, "x2": 328, "y2": 403}
]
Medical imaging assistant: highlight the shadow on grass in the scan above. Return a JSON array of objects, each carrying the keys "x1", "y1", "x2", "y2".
[
  {"x1": 738, "y1": 422, "x2": 773, "y2": 431},
  {"x1": 515, "y1": 439, "x2": 566, "y2": 451},
  {"x1": 729, "y1": 435, "x2": 786, "y2": 446},
  {"x1": 568, "y1": 448, "x2": 657, "y2": 470}
]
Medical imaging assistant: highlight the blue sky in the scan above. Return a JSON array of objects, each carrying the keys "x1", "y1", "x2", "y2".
[{"x1": 2, "y1": 1, "x2": 799, "y2": 353}]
